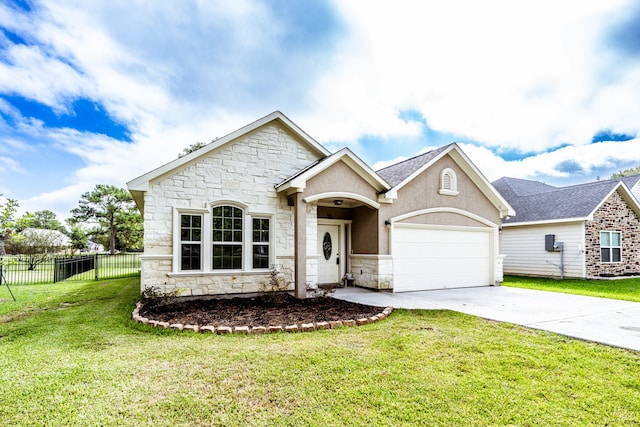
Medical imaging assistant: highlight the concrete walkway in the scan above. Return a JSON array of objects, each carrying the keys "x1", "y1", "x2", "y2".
[{"x1": 333, "y1": 286, "x2": 640, "y2": 351}]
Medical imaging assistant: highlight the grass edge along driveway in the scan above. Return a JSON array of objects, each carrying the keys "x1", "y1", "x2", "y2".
[
  {"x1": 0, "y1": 277, "x2": 639, "y2": 426},
  {"x1": 504, "y1": 274, "x2": 640, "y2": 303}
]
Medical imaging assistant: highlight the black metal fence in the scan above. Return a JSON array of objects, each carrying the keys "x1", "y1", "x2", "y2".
[{"x1": 0, "y1": 253, "x2": 140, "y2": 285}]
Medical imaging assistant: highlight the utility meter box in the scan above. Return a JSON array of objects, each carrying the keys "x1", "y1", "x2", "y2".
[{"x1": 545, "y1": 234, "x2": 556, "y2": 252}]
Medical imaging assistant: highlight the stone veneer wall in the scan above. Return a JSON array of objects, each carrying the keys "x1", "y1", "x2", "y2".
[
  {"x1": 140, "y1": 124, "x2": 322, "y2": 296},
  {"x1": 349, "y1": 255, "x2": 393, "y2": 290},
  {"x1": 584, "y1": 191, "x2": 640, "y2": 277}
]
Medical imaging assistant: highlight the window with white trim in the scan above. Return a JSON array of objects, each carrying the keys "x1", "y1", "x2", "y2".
[
  {"x1": 600, "y1": 231, "x2": 621, "y2": 263},
  {"x1": 439, "y1": 168, "x2": 458, "y2": 196},
  {"x1": 173, "y1": 204, "x2": 272, "y2": 273},
  {"x1": 212, "y1": 205, "x2": 243, "y2": 270},
  {"x1": 252, "y1": 218, "x2": 270, "y2": 269},
  {"x1": 180, "y1": 214, "x2": 202, "y2": 271}
]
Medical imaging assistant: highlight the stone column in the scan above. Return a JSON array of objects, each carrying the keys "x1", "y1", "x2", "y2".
[{"x1": 293, "y1": 192, "x2": 307, "y2": 299}]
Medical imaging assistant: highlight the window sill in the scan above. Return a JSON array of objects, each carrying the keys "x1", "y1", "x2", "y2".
[
  {"x1": 438, "y1": 189, "x2": 459, "y2": 196},
  {"x1": 168, "y1": 270, "x2": 270, "y2": 277}
]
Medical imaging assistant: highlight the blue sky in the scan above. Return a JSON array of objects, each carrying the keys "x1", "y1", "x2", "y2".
[{"x1": 1, "y1": 0, "x2": 640, "y2": 220}]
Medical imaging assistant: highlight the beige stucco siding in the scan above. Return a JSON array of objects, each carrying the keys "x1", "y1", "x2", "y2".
[
  {"x1": 303, "y1": 160, "x2": 380, "y2": 201},
  {"x1": 501, "y1": 222, "x2": 586, "y2": 278},
  {"x1": 379, "y1": 154, "x2": 501, "y2": 254},
  {"x1": 140, "y1": 122, "x2": 324, "y2": 296}
]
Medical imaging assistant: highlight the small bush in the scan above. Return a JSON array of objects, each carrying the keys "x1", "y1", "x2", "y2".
[{"x1": 140, "y1": 286, "x2": 177, "y2": 309}]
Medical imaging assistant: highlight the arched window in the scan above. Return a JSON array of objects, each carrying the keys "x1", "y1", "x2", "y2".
[
  {"x1": 439, "y1": 168, "x2": 459, "y2": 196},
  {"x1": 212, "y1": 205, "x2": 244, "y2": 269}
]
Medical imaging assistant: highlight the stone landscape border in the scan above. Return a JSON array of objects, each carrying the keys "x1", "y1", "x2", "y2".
[{"x1": 131, "y1": 302, "x2": 394, "y2": 334}]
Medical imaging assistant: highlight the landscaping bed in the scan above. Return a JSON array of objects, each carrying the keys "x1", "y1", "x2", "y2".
[{"x1": 135, "y1": 293, "x2": 390, "y2": 332}]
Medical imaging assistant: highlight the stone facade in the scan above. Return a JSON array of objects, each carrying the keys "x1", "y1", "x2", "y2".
[
  {"x1": 130, "y1": 113, "x2": 509, "y2": 298},
  {"x1": 585, "y1": 190, "x2": 640, "y2": 277},
  {"x1": 140, "y1": 123, "x2": 322, "y2": 296},
  {"x1": 349, "y1": 255, "x2": 393, "y2": 290}
]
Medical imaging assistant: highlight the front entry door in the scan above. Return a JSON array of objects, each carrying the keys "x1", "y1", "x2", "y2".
[{"x1": 317, "y1": 224, "x2": 341, "y2": 284}]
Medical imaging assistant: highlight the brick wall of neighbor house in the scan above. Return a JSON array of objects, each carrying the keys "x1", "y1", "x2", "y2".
[
  {"x1": 585, "y1": 191, "x2": 640, "y2": 277},
  {"x1": 140, "y1": 124, "x2": 322, "y2": 296}
]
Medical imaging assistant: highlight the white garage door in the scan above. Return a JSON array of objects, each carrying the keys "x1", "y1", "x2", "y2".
[{"x1": 392, "y1": 224, "x2": 492, "y2": 292}]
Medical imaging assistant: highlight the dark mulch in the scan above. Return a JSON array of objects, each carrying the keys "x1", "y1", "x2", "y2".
[{"x1": 140, "y1": 294, "x2": 385, "y2": 328}]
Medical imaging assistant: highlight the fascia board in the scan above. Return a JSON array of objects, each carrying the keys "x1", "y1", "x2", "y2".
[
  {"x1": 447, "y1": 147, "x2": 516, "y2": 217},
  {"x1": 340, "y1": 151, "x2": 390, "y2": 191},
  {"x1": 592, "y1": 182, "x2": 640, "y2": 218},
  {"x1": 387, "y1": 145, "x2": 453, "y2": 196},
  {"x1": 126, "y1": 111, "x2": 330, "y2": 192},
  {"x1": 502, "y1": 217, "x2": 587, "y2": 227},
  {"x1": 278, "y1": 148, "x2": 390, "y2": 193}
]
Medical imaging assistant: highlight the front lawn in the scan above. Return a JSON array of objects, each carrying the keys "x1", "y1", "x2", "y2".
[
  {"x1": 504, "y1": 275, "x2": 640, "y2": 302},
  {"x1": 1, "y1": 278, "x2": 638, "y2": 426}
]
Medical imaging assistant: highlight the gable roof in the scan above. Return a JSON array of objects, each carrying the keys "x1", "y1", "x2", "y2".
[
  {"x1": 494, "y1": 176, "x2": 640, "y2": 225},
  {"x1": 377, "y1": 144, "x2": 451, "y2": 187},
  {"x1": 491, "y1": 177, "x2": 558, "y2": 200},
  {"x1": 127, "y1": 111, "x2": 331, "y2": 213},
  {"x1": 275, "y1": 147, "x2": 391, "y2": 195},
  {"x1": 378, "y1": 143, "x2": 515, "y2": 217}
]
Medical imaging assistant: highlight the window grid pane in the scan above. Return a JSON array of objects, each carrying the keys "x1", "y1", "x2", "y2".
[
  {"x1": 180, "y1": 214, "x2": 202, "y2": 242},
  {"x1": 212, "y1": 206, "x2": 243, "y2": 243},
  {"x1": 600, "y1": 231, "x2": 622, "y2": 263},
  {"x1": 212, "y1": 205, "x2": 244, "y2": 270},
  {"x1": 252, "y1": 218, "x2": 270, "y2": 269},
  {"x1": 180, "y1": 214, "x2": 202, "y2": 271},
  {"x1": 181, "y1": 243, "x2": 201, "y2": 270},
  {"x1": 213, "y1": 245, "x2": 242, "y2": 269}
]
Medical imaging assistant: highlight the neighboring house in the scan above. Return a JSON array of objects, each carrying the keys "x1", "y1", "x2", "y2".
[
  {"x1": 493, "y1": 175, "x2": 640, "y2": 279},
  {"x1": 127, "y1": 111, "x2": 514, "y2": 298},
  {"x1": 20, "y1": 228, "x2": 71, "y2": 252},
  {"x1": 86, "y1": 241, "x2": 105, "y2": 253}
]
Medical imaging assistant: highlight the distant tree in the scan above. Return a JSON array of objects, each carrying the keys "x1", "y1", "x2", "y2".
[
  {"x1": 69, "y1": 185, "x2": 140, "y2": 255},
  {"x1": 0, "y1": 195, "x2": 19, "y2": 256},
  {"x1": 114, "y1": 209, "x2": 144, "y2": 251},
  {"x1": 14, "y1": 212, "x2": 36, "y2": 232},
  {"x1": 611, "y1": 166, "x2": 640, "y2": 179},
  {"x1": 87, "y1": 207, "x2": 143, "y2": 252},
  {"x1": 15, "y1": 210, "x2": 65, "y2": 233},
  {"x1": 67, "y1": 224, "x2": 89, "y2": 251},
  {"x1": 6, "y1": 228, "x2": 70, "y2": 270},
  {"x1": 178, "y1": 141, "x2": 207, "y2": 158},
  {"x1": 33, "y1": 210, "x2": 65, "y2": 231}
]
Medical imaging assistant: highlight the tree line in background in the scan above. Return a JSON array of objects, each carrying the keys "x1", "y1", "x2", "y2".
[{"x1": 0, "y1": 185, "x2": 142, "y2": 265}]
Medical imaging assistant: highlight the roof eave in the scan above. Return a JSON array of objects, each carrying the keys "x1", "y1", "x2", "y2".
[
  {"x1": 502, "y1": 217, "x2": 588, "y2": 227},
  {"x1": 127, "y1": 111, "x2": 331, "y2": 194}
]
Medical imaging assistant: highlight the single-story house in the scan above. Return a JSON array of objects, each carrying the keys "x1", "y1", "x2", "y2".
[
  {"x1": 127, "y1": 111, "x2": 514, "y2": 298},
  {"x1": 493, "y1": 175, "x2": 640, "y2": 279}
]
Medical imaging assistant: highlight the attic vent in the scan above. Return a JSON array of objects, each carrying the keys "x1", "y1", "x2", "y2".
[{"x1": 439, "y1": 168, "x2": 459, "y2": 196}]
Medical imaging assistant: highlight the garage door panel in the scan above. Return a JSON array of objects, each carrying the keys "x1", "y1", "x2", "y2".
[{"x1": 393, "y1": 226, "x2": 492, "y2": 292}]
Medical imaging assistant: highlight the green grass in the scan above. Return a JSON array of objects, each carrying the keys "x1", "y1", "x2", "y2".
[
  {"x1": 504, "y1": 275, "x2": 640, "y2": 302},
  {"x1": 1, "y1": 278, "x2": 639, "y2": 426}
]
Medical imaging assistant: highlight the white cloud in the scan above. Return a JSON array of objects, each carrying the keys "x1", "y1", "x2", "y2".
[
  {"x1": 460, "y1": 139, "x2": 640, "y2": 184},
  {"x1": 311, "y1": 0, "x2": 639, "y2": 152},
  {"x1": 2, "y1": 0, "x2": 640, "y2": 219}
]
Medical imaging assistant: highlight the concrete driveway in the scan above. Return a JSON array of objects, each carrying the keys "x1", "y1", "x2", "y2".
[{"x1": 333, "y1": 286, "x2": 640, "y2": 352}]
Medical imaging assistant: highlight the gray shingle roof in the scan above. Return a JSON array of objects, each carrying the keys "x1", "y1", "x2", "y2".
[
  {"x1": 621, "y1": 174, "x2": 640, "y2": 190},
  {"x1": 376, "y1": 144, "x2": 452, "y2": 187},
  {"x1": 493, "y1": 176, "x2": 634, "y2": 223}
]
